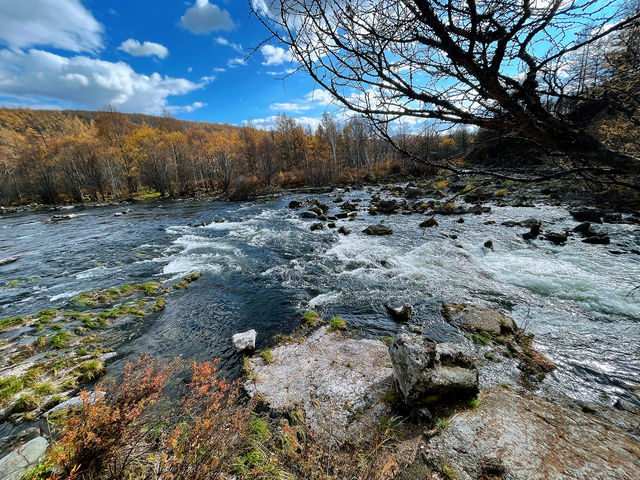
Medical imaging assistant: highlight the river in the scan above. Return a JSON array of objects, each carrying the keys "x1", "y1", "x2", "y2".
[{"x1": 1, "y1": 187, "x2": 639, "y2": 411}]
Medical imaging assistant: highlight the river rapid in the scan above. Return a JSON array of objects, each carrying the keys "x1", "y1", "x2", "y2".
[{"x1": 1, "y1": 187, "x2": 639, "y2": 410}]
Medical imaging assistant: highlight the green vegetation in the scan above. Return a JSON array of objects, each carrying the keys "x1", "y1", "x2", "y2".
[
  {"x1": 173, "y1": 272, "x2": 202, "y2": 290},
  {"x1": 77, "y1": 360, "x2": 105, "y2": 383},
  {"x1": 13, "y1": 393, "x2": 41, "y2": 413},
  {"x1": 0, "y1": 377, "x2": 23, "y2": 403},
  {"x1": 50, "y1": 331, "x2": 72, "y2": 349},
  {"x1": 152, "y1": 297, "x2": 166, "y2": 312},
  {"x1": 301, "y1": 310, "x2": 320, "y2": 327},
  {"x1": 259, "y1": 349, "x2": 274, "y2": 364},
  {"x1": 495, "y1": 188, "x2": 508, "y2": 197},
  {"x1": 433, "y1": 461, "x2": 459, "y2": 480},
  {"x1": 0, "y1": 316, "x2": 26, "y2": 332},
  {"x1": 328, "y1": 317, "x2": 346, "y2": 332},
  {"x1": 468, "y1": 398, "x2": 479, "y2": 409}
]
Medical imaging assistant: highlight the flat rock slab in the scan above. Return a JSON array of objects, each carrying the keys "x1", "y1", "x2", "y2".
[
  {"x1": 245, "y1": 327, "x2": 394, "y2": 446},
  {"x1": 0, "y1": 436, "x2": 48, "y2": 480},
  {"x1": 421, "y1": 386, "x2": 640, "y2": 480}
]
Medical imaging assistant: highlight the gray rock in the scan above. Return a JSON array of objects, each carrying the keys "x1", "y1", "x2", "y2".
[
  {"x1": 384, "y1": 302, "x2": 412, "y2": 322},
  {"x1": 288, "y1": 200, "x2": 304, "y2": 209},
  {"x1": 442, "y1": 303, "x2": 516, "y2": 336},
  {"x1": 310, "y1": 222, "x2": 324, "y2": 231},
  {"x1": 363, "y1": 224, "x2": 393, "y2": 235},
  {"x1": 301, "y1": 210, "x2": 318, "y2": 219},
  {"x1": 232, "y1": 329, "x2": 257, "y2": 353},
  {"x1": 583, "y1": 235, "x2": 611, "y2": 245},
  {"x1": 0, "y1": 436, "x2": 48, "y2": 480},
  {"x1": 338, "y1": 226, "x2": 351, "y2": 235},
  {"x1": 574, "y1": 221, "x2": 592, "y2": 234},
  {"x1": 522, "y1": 222, "x2": 541, "y2": 240},
  {"x1": 420, "y1": 387, "x2": 640, "y2": 480},
  {"x1": 483, "y1": 240, "x2": 494, "y2": 250},
  {"x1": 245, "y1": 327, "x2": 393, "y2": 446},
  {"x1": 43, "y1": 391, "x2": 105, "y2": 417},
  {"x1": 389, "y1": 333, "x2": 478, "y2": 407}
]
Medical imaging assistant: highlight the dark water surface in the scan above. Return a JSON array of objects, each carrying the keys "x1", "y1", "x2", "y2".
[{"x1": 1, "y1": 189, "x2": 639, "y2": 409}]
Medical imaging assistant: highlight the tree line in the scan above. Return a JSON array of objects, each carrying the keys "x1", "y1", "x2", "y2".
[{"x1": 0, "y1": 107, "x2": 473, "y2": 206}]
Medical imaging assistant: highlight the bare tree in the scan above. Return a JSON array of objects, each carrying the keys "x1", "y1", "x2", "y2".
[{"x1": 253, "y1": 0, "x2": 640, "y2": 179}]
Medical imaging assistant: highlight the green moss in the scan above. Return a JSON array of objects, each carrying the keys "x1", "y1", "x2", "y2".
[
  {"x1": 259, "y1": 349, "x2": 274, "y2": 364},
  {"x1": 471, "y1": 331, "x2": 492, "y2": 346},
  {"x1": 50, "y1": 330, "x2": 72, "y2": 349},
  {"x1": 173, "y1": 280, "x2": 188, "y2": 290},
  {"x1": 37, "y1": 309, "x2": 58, "y2": 318},
  {"x1": 495, "y1": 189, "x2": 508, "y2": 197},
  {"x1": 13, "y1": 393, "x2": 41, "y2": 413},
  {"x1": 0, "y1": 377, "x2": 23, "y2": 403},
  {"x1": 33, "y1": 382, "x2": 58, "y2": 396},
  {"x1": 64, "y1": 311, "x2": 82, "y2": 319},
  {"x1": 301, "y1": 310, "x2": 320, "y2": 327},
  {"x1": 23, "y1": 367, "x2": 43, "y2": 387},
  {"x1": 468, "y1": 398, "x2": 479, "y2": 409},
  {"x1": 81, "y1": 316, "x2": 96, "y2": 328},
  {"x1": 328, "y1": 317, "x2": 346, "y2": 332},
  {"x1": 78, "y1": 360, "x2": 105, "y2": 383},
  {"x1": 34, "y1": 335, "x2": 47, "y2": 349},
  {"x1": 150, "y1": 297, "x2": 166, "y2": 313},
  {"x1": 433, "y1": 461, "x2": 459, "y2": 480},
  {"x1": 184, "y1": 273, "x2": 202, "y2": 283},
  {"x1": 382, "y1": 336, "x2": 393, "y2": 346},
  {"x1": 50, "y1": 323, "x2": 63, "y2": 330},
  {"x1": 0, "y1": 316, "x2": 26, "y2": 332},
  {"x1": 134, "y1": 282, "x2": 161, "y2": 295}
]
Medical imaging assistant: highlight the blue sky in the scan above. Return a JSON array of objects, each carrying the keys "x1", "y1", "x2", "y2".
[{"x1": 0, "y1": 0, "x2": 332, "y2": 128}]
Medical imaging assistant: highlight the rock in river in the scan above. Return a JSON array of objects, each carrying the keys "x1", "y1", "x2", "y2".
[
  {"x1": 384, "y1": 302, "x2": 412, "y2": 322},
  {"x1": 232, "y1": 329, "x2": 256, "y2": 353},
  {"x1": 389, "y1": 333, "x2": 479, "y2": 408},
  {"x1": 363, "y1": 224, "x2": 393, "y2": 235},
  {"x1": 546, "y1": 231, "x2": 568, "y2": 245},
  {"x1": 0, "y1": 256, "x2": 18, "y2": 266},
  {"x1": 245, "y1": 327, "x2": 393, "y2": 446}
]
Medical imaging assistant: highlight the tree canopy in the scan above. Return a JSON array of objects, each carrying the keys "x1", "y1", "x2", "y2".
[{"x1": 253, "y1": 0, "x2": 640, "y2": 179}]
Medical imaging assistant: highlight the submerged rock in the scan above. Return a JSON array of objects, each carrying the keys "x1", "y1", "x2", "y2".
[
  {"x1": 0, "y1": 256, "x2": 19, "y2": 266},
  {"x1": 583, "y1": 235, "x2": 611, "y2": 245},
  {"x1": 384, "y1": 302, "x2": 412, "y2": 322},
  {"x1": 232, "y1": 329, "x2": 257, "y2": 353},
  {"x1": 419, "y1": 218, "x2": 438, "y2": 228},
  {"x1": 389, "y1": 333, "x2": 479, "y2": 408},
  {"x1": 0, "y1": 436, "x2": 48, "y2": 480},
  {"x1": 245, "y1": 327, "x2": 393, "y2": 446},
  {"x1": 337, "y1": 226, "x2": 351, "y2": 235},
  {"x1": 363, "y1": 224, "x2": 393, "y2": 235},
  {"x1": 417, "y1": 386, "x2": 640, "y2": 480},
  {"x1": 483, "y1": 240, "x2": 494, "y2": 250}
]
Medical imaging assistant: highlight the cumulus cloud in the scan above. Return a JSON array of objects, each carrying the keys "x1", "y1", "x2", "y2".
[
  {"x1": 245, "y1": 115, "x2": 321, "y2": 130},
  {"x1": 118, "y1": 39, "x2": 169, "y2": 59},
  {"x1": 180, "y1": 0, "x2": 235, "y2": 34},
  {"x1": 260, "y1": 45, "x2": 292, "y2": 66},
  {"x1": 0, "y1": 0, "x2": 103, "y2": 53},
  {"x1": 0, "y1": 48, "x2": 210, "y2": 114},
  {"x1": 304, "y1": 89, "x2": 333, "y2": 106}
]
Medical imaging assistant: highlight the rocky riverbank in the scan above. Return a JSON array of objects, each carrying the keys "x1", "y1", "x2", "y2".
[{"x1": 244, "y1": 312, "x2": 640, "y2": 479}]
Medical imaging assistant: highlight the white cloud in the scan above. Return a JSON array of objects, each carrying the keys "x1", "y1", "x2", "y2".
[
  {"x1": 304, "y1": 89, "x2": 333, "y2": 106},
  {"x1": 166, "y1": 101, "x2": 206, "y2": 114},
  {"x1": 0, "y1": 0, "x2": 103, "y2": 53},
  {"x1": 227, "y1": 57, "x2": 246, "y2": 68},
  {"x1": 215, "y1": 36, "x2": 243, "y2": 53},
  {"x1": 0, "y1": 48, "x2": 210, "y2": 114},
  {"x1": 260, "y1": 45, "x2": 292, "y2": 66},
  {"x1": 118, "y1": 39, "x2": 169, "y2": 59},
  {"x1": 269, "y1": 102, "x2": 312, "y2": 112},
  {"x1": 246, "y1": 115, "x2": 321, "y2": 130},
  {"x1": 251, "y1": 0, "x2": 270, "y2": 16},
  {"x1": 180, "y1": 0, "x2": 235, "y2": 34}
]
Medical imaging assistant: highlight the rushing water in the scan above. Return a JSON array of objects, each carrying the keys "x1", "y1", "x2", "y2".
[{"x1": 1, "y1": 188, "x2": 639, "y2": 409}]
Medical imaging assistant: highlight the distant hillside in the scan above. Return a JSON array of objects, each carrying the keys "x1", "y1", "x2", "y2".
[{"x1": 0, "y1": 107, "x2": 240, "y2": 133}]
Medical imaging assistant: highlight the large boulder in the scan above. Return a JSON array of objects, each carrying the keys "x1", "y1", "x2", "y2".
[
  {"x1": 415, "y1": 387, "x2": 640, "y2": 480},
  {"x1": 245, "y1": 327, "x2": 393, "y2": 446},
  {"x1": 363, "y1": 224, "x2": 393, "y2": 235},
  {"x1": 374, "y1": 199, "x2": 401, "y2": 214},
  {"x1": 389, "y1": 333, "x2": 478, "y2": 407},
  {"x1": 232, "y1": 329, "x2": 257, "y2": 353},
  {"x1": 0, "y1": 436, "x2": 48, "y2": 480}
]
